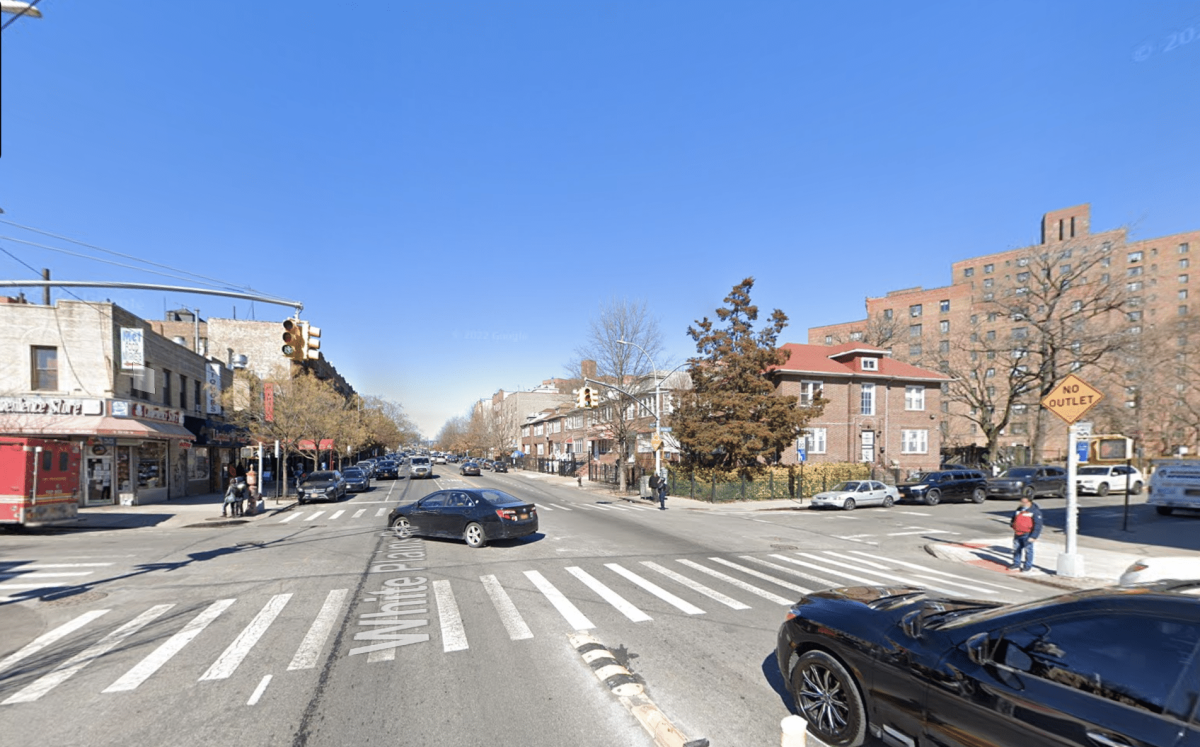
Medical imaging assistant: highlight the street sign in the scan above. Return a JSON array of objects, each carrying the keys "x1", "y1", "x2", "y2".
[
  {"x1": 659, "y1": 427, "x2": 672, "y2": 433},
  {"x1": 1041, "y1": 374, "x2": 1104, "y2": 425},
  {"x1": 650, "y1": 432, "x2": 662, "y2": 451},
  {"x1": 1074, "y1": 420, "x2": 1093, "y2": 438},
  {"x1": 797, "y1": 446, "x2": 807, "y2": 463}
]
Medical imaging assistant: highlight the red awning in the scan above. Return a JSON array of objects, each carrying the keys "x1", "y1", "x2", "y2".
[{"x1": 0, "y1": 414, "x2": 195, "y2": 440}]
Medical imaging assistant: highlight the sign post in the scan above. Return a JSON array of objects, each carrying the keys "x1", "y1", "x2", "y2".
[{"x1": 1040, "y1": 375, "x2": 1103, "y2": 578}]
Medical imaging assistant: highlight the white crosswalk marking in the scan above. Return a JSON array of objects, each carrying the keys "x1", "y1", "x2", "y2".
[
  {"x1": 537, "y1": 503, "x2": 553, "y2": 511},
  {"x1": 0, "y1": 610, "x2": 111, "y2": 676},
  {"x1": 588, "y1": 504, "x2": 611, "y2": 511},
  {"x1": 566, "y1": 567, "x2": 651, "y2": 622},
  {"x1": 352, "y1": 508, "x2": 366, "y2": 519},
  {"x1": 796, "y1": 553, "x2": 960, "y2": 596},
  {"x1": 848, "y1": 551, "x2": 1018, "y2": 592},
  {"x1": 288, "y1": 589, "x2": 349, "y2": 670},
  {"x1": 279, "y1": 512, "x2": 302, "y2": 523},
  {"x1": 604, "y1": 564, "x2": 704, "y2": 615},
  {"x1": 4, "y1": 605, "x2": 174, "y2": 704},
  {"x1": 820, "y1": 551, "x2": 997, "y2": 595},
  {"x1": 525, "y1": 571, "x2": 594, "y2": 630},
  {"x1": 677, "y1": 560, "x2": 794, "y2": 604},
  {"x1": 246, "y1": 674, "x2": 272, "y2": 706},
  {"x1": 774, "y1": 554, "x2": 878, "y2": 585},
  {"x1": 19, "y1": 563, "x2": 114, "y2": 569},
  {"x1": 0, "y1": 571, "x2": 94, "y2": 580},
  {"x1": 741, "y1": 556, "x2": 839, "y2": 588},
  {"x1": 640, "y1": 562, "x2": 750, "y2": 610},
  {"x1": 605, "y1": 504, "x2": 630, "y2": 512},
  {"x1": 707, "y1": 558, "x2": 811, "y2": 595},
  {"x1": 105, "y1": 599, "x2": 235, "y2": 692},
  {"x1": 329, "y1": 510, "x2": 345, "y2": 521},
  {"x1": 306, "y1": 511, "x2": 326, "y2": 521},
  {"x1": 550, "y1": 503, "x2": 572, "y2": 511},
  {"x1": 375, "y1": 508, "x2": 387, "y2": 518},
  {"x1": 481, "y1": 575, "x2": 533, "y2": 641},
  {"x1": 433, "y1": 580, "x2": 468, "y2": 652},
  {"x1": 200, "y1": 594, "x2": 292, "y2": 681}
]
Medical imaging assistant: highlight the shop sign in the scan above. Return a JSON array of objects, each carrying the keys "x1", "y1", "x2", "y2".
[
  {"x1": 206, "y1": 363, "x2": 223, "y2": 415},
  {"x1": 120, "y1": 327, "x2": 145, "y2": 369},
  {"x1": 132, "y1": 403, "x2": 184, "y2": 425},
  {"x1": 111, "y1": 401, "x2": 131, "y2": 418},
  {"x1": 0, "y1": 396, "x2": 103, "y2": 416},
  {"x1": 179, "y1": 440, "x2": 191, "y2": 450}
]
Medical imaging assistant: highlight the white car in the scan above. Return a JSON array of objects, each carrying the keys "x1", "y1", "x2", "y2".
[
  {"x1": 809, "y1": 480, "x2": 898, "y2": 511},
  {"x1": 1075, "y1": 464, "x2": 1144, "y2": 496},
  {"x1": 1119, "y1": 556, "x2": 1200, "y2": 585}
]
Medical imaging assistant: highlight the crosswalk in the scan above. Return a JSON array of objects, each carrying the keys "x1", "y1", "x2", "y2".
[
  {"x1": 0, "y1": 557, "x2": 128, "y2": 603},
  {"x1": 272, "y1": 500, "x2": 668, "y2": 525},
  {"x1": 0, "y1": 548, "x2": 1024, "y2": 708}
]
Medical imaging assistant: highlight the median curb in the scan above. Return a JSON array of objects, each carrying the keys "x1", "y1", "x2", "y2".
[{"x1": 567, "y1": 632, "x2": 709, "y2": 747}]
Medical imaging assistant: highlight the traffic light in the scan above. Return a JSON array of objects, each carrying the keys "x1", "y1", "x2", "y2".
[
  {"x1": 582, "y1": 386, "x2": 595, "y2": 409},
  {"x1": 577, "y1": 387, "x2": 588, "y2": 409},
  {"x1": 303, "y1": 323, "x2": 321, "y2": 361},
  {"x1": 282, "y1": 319, "x2": 304, "y2": 360}
]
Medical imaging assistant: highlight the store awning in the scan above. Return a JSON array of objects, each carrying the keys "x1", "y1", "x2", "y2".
[{"x1": 0, "y1": 414, "x2": 195, "y2": 440}]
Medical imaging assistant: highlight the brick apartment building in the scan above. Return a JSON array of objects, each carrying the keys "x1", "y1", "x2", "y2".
[{"x1": 809, "y1": 204, "x2": 1200, "y2": 461}]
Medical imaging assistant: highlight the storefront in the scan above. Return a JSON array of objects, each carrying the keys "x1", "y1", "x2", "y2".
[{"x1": 184, "y1": 416, "x2": 245, "y2": 494}]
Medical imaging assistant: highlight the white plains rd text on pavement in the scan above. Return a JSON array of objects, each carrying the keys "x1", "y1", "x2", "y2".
[{"x1": 1041, "y1": 374, "x2": 1104, "y2": 426}]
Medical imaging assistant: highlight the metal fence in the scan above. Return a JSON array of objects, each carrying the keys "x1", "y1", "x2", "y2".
[
  {"x1": 516, "y1": 456, "x2": 582, "y2": 478},
  {"x1": 664, "y1": 464, "x2": 901, "y2": 503}
]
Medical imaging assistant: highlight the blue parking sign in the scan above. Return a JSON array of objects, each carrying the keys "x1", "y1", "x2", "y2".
[
  {"x1": 1075, "y1": 440, "x2": 1089, "y2": 464},
  {"x1": 797, "y1": 446, "x2": 807, "y2": 463}
]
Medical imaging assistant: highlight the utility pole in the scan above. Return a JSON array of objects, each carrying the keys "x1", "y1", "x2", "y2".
[{"x1": 41, "y1": 268, "x2": 50, "y2": 305}]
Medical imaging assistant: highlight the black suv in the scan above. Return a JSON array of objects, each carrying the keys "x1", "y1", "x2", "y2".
[
  {"x1": 986, "y1": 465, "x2": 1067, "y2": 499},
  {"x1": 897, "y1": 469, "x2": 987, "y2": 505}
]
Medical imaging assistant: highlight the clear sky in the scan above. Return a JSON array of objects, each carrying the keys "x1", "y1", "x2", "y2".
[{"x1": 2, "y1": 2, "x2": 1198, "y2": 436}]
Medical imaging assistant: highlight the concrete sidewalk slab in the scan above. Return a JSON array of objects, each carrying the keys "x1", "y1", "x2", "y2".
[
  {"x1": 67, "y1": 492, "x2": 296, "y2": 531},
  {"x1": 925, "y1": 536, "x2": 1148, "y2": 590}
]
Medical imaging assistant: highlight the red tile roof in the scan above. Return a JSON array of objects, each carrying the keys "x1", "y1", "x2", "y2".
[{"x1": 772, "y1": 342, "x2": 950, "y2": 382}]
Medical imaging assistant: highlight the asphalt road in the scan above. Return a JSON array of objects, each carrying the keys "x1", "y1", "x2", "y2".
[{"x1": 0, "y1": 467, "x2": 1167, "y2": 747}]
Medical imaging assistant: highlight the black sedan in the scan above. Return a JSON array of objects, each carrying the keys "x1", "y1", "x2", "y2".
[
  {"x1": 387, "y1": 489, "x2": 537, "y2": 548},
  {"x1": 986, "y1": 465, "x2": 1067, "y2": 500},
  {"x1": 460, "y1": 461, "x2": 481, "y2": 476},
  {"x1": 776, "y1": 581, "x2": 1200, "y2": 747},
  {"x1": 492, "y1": 461, "x2": 509, "y2": 473},
  {"x1": 342, "y1": 467, "x2": 371, "y2": 493},
  {"x1": 375, "y1": 460, "x2": 400, "y2": 479},
  {"x1": 297, "y1": 470, "x2": 346, "y2": 504}
]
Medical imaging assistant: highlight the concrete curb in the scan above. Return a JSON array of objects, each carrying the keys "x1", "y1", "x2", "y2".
[
  {"x1": 923, "y1": 540, "x2": 1110, "y2": 591},
  {"x1": 567, "y1": 632, "x2": 709, "y2": 747}
]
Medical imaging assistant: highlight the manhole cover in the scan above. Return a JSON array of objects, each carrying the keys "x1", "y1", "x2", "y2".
[
  {"x1": 41, "y1": 590, "x2": 108, "y2": 606},
  {"x1": 771, "y1": 544, "x2": 798, "y2": 551}
]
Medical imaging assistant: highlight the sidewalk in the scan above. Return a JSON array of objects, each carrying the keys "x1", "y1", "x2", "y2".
[
  {"x1": 511, "y1": 469, "x2": 808, "y2": 512},
  {"x1": 69, "y1": 491, "x2": 296, "y2": 531},
  {"x1": 924, "y1": 535, "x2": 1200, "y2": 590}
]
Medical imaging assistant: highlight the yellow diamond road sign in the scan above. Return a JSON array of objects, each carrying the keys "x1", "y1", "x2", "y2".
[{"x1": 1041, "y1": 374, "x2": 1104, "y2": 425}]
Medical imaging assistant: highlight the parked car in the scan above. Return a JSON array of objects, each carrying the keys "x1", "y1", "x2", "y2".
[
  {"x1": 1120, "y1": 556, "x2": 1200, "y2": 584},
  {"x1": 777, "y1": 580, "x2": 1200, "y2": 747},
  {"x1": 342, "y1": 467, "x2": 371, "y2": 493},
  {"x1": 1147, "y1": 459, "x2": 1200, "y2": 515},
  {"x1": 897, "y1": 469, "x2": 988, "y2": 505},
  {"x1": 409, "y1": 456, "x2": 433, "y2": 479},
  {"x1": 387, "y1": 488, "x2": 538, "y2": 548},
  {"x1": 355, "y1": 461, "x2": 377, "y2": 478},
  {"x1": 434, "y1": 454, "x2": 447, "y2": 464},
  {"x1": 297, "y1": 470, "x2": 346, "y2": 504},
  {"x1": 809, "y1": 480, "x2": 898, "y2": 510},
  {"x1": 374, "y1": 460, "x2": 399, "y2": 480},
  {"x1": 492, "y1": 461, "x2": 509, "y2": 473},
  {"x1": 460, "y1": 461, "x2": 481, "y2": 476},
  {"x1": 985, "y1": 465, "x2": 1067, "y2": 499},
  {"x1": 1077, "y1": 464, "x2": 1144, "y2": 496}
]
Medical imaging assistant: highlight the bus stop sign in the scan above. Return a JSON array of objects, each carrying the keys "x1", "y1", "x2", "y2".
[{"x1": 1041, "y1": 374, "x2": 1103, "y2": 426}]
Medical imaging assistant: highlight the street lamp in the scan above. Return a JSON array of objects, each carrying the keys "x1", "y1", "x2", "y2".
[{"x1": 616, "y1": 339, "x2": 664, "y2": 479}]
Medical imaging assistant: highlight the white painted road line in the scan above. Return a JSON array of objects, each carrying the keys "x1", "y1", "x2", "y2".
[
  {"x1": 680, "y1": 559, "x2": 796, "y2": 604},
  {"x1": 352, "y1": 508, "x2": 366, "y2": 519},
  {"x1": 433, "y1": 580, "x2": 469, "y2": 652},
  {"x1": 796, "y1": 553, "x2": 961, "y2": 596},
  {"x1": 537, "y1": 504, "x2": 554, "y2": 511},
  {"x1": 849, "y1": 551, "x2": 1019, "y2": 592},
  {"x1": 886, "y1": 529, "x2": 959, "y2": 536},
  {"x1": 741, "y1": 555, "x2": 839, "y2": 588},
  {"x1": 4, "y1": 604, "x2": 175, "y2": 704},
  {"x1": 604, "y1": 564, "x2": 704, "y2": 615},
  {"x1": 288, "y1": 588, "x2": 349, "y2": 670},
  {"x1": 567, "y1": 567, "x2": 652, "y2": 622},
  {"x1": 551, "y1": 503, "x2": 572, "y2": 511},
  {"x1": 375, "y1": 507, "x2": 387, "y2": 518},
  {"x1": 201, "y1": 594, "x2": 293, "y2": 681},
  {"x1": 105, "y1": 599, "x2": 235, "y2": 692},
  {"x1": 329, "y1": 510, "x2": 345, "y2": 521},
  {"x1": 247, "y1": 674, "x2": 272, "y2": 706},
  {"x1": 0, "y1": 572, "x2": 95, "y2": 579},
  {"x1": 525, "y1": 571, "x2": 594, "y2": 630},
  {"x1": 707, "y1": 557, "x2": 812, "y2": 595},
  {"x1": 896, "y1": 511, "x2": 932, "y2": 516},
  {"x1": 279, "y1": 513, "x2": 302, "y2": 523},
  {"x1": 0, "y1": 582, "x2": 75, "y2": 591},
  {"x1": 0, "y1": 610, "x2": 111, "y2": 676},
  {"x1": 305, "y1": 511, "x2": 326, "y2": 521},
  {"x1": 780, "y1": 555, "x2": 881, "y2": 586},
  {"x1": 21, "y1": 563, "x2": 114, "y2": 569},
  {"x1": 641, "y1": 561, "x2": 750, "y2": 610},
  {"x1": 481, "y1": 575, "x2": 533, "y2": 641}
]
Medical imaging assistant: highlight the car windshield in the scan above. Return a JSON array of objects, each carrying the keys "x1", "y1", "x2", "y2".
[
  {"x1": 830, "y1": 482, "x2": 861, "y2": 492},
  {"x1": 305, "y1": 471, "x2": 337, "y2": 482},
  {"x1": 476, "y1": 489, "x2": 524, "y2": 507},
  {"x1": 1078, "y1": 467, "x2": 1110, "y2": 475},
  {"x1": 999, "y1": 468, "x2": 1037, "y2": 478},
  {"x1": 412, "y1": 458, "x2": 430, "y2": 465},
  {"x1": 343, "y1": 469, "x2": 363, "y2": 477}
]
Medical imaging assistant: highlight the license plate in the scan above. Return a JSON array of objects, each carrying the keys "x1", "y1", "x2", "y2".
[{"x1": 518, "y1": 513, "x2": 528, "y2": 520}]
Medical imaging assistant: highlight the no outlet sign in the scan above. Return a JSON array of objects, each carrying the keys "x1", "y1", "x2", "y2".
[{"x1": 1041, "y1": 374, "x2": 1104, "y2": 425}]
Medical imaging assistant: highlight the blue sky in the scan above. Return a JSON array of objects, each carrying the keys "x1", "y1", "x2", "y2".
[{"x1": 2, "y1": 1, "x2": 1198, "y2": 436}]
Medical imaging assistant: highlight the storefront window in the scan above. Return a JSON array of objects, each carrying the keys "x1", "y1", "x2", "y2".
[
  {"x1": 187, "y1": 447, "x2": 210, "y2": 481},
  {"x1": 137, "y1": 441, "x2": 167, "y2": 489}
]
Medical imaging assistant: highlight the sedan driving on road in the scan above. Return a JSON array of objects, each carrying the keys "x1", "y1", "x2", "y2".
[
  {"x1": 460, "y1": 461, "x2": 481, "y2": 476},
  {"x1": 985, "y1": 465, "x2": 1066, "y2": 499},
  {"x1": 374, "y1": 460, "x2": 400, "y2": 480},
  {"x1": 809, "y1": 480, "x2": 897, "y2": 510},
  {"x1": 492, "y1": 461, "x2": 509, "y2": 473},
  {"x1": 297, "y1": 471, "x2": 346, "y2": 504},
  {"x1": 388, "y1": 488, "x2": 538, "y2": 548},
  {"x1": 342, "y1": 467, "x2": 371, "y2": 493},
  {"x1": 778, "y1": 581, "x2": 1200, "y2": 747},
  {"x1": 409, "y1": 456, "x2": 433, "y2": 479}
]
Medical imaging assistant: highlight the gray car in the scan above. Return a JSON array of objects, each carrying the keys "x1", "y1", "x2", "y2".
[
  {"x1": 809, "y1": 480, "x2": 898, "y2": 510},
  {"x1": 409, "y1": 456, "x2": 433, "y2": 479},
  {"x1": 297, "y1": 470, "x2": 346, "y2": 504}
]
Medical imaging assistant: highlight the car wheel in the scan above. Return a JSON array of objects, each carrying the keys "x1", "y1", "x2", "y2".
[
  {"x1": 390, "y1": 515, "x2": 412, "y2": 536},
  {"x1": 464, "y1": 522, "x2": 486, "y2": 548},
  {"x1": 792, "y1": 650, "x2": 867, "y2": 747},
  {"x1": 1097, "y1": 482, "x2": 1110, "y2": 497},
  {"x1": 882, "y1": 495, "x2": 894, "y2": 508},
  {"x1": 1157, "y1": 506, "x2": 1174, "y2": 516},
  {"x1": 924, "y1": 489, "x2": 941, "y2": 506},
  {"x1": 971, "y1": 487, "x2": 987, "y2": 504},
  {"x1": 1131, "y1": 481, "x2": 1144, "y2": 495},
  {"x1": 842, "y1": 498, "x2": 856, "y2": 511}
]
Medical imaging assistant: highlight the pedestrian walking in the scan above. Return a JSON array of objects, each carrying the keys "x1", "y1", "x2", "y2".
[
  {"x1": 222, "y1": 479, "x2": 238, "y2": 518},
  {"x1": 649, "y1": 470, "x2": 668, "y2": 510},
  {"x1": 1008, "y1": 495, "x2": 1043, "y2": 572}
]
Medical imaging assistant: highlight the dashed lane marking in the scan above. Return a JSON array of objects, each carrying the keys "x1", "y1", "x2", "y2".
[
  {"x1": 305, "y1": 511, "x2": 326, "y2": 521},
  {"x1": 352, "y1": 509, "x2": 366, "y2": 519},
  {"x1": 329, "y1": 510, "x2": 345, "y2": 521},
  {"x1": 279, "y1": 513, "x2": 302, "y2": 523},
  {"x1": 246, "y1": 675, "x2": 272, "y2": 706}
]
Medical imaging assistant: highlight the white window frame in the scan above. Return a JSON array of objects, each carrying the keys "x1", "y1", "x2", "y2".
[
  {"x1": 799, "y1": 380, "x2": 822, "y2": 406},
  {"x1": 801, "y1": 428, "x2": 827, "y2": 454},
  {"x1": 904, "y1": 385, "x2": 925, "y2": 411},
  {"x1": 860, "y1": 358, "x2": 878, "y2": 371},
  {"x1": 901, "y1": 429, "x2": 929, "y2": 454},
  {"x1": 860, "y1": 383, "x2": 875, "y2": 416}
]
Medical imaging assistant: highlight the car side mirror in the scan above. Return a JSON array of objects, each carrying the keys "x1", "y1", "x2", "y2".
[{"x1": 966, "y1": 633, "x2": 990, "y2": 665}]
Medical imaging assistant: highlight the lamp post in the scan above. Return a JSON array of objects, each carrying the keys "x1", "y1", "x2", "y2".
[{"x1": 616, "y1": 340, "x2": 663, "y2": 479}]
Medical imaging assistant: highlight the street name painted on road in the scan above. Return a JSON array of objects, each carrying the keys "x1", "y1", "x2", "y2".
[{"x1": 349, "y1": 533, "x2": 431, "y2": 656}]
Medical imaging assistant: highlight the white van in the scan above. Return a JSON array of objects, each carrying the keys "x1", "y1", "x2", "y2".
[{"x1": 1147, "y1": 459, "x2": 1200, "y2": 515}]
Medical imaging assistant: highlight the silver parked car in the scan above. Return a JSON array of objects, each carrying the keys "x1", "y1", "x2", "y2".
[{"x1": 809, "y1": 480, "x2": 899, "y2": 510}]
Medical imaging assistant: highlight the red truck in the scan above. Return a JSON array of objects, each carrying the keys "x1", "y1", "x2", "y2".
[{"x1": 0, "y1": 437, "x2": 81, "y2": 526}]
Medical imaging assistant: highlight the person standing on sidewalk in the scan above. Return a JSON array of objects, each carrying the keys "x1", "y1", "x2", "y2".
[{"x1": 1008, "y1": 495, "x2": 1043, "y2": 572}]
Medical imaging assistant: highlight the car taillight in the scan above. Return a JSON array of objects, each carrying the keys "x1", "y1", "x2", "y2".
[
  {"x1": 496, "y1": 509, "x2": 517, "y2": 520},
  {"x1": 785, "y1": 612, "x2": 798, "y2": 621}
]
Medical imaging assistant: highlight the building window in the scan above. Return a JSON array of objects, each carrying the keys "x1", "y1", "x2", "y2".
[
  {"x1": 1060, "y1": 264, "x2": 1071, "y2": 275},
  {"x1": 860, "y1": 383, "x2": 875, "y2": 416},
  {"x1": 824, "y1": 335, "x2": 833, "y2": 345},
  {"x1": 909, "y1": 324, "x2": 922, "y2": 337},
  {"x1": 31, "y1": 346, "x2": 58, "y2": 391},
  {"x1": 901, "y1": 429, "x2": 928, "y2": 454},
  {"x1": 883, "y1": 308, "x2": 893, "y2": 320},
  {"x1": 799, "y1": 380, "x2": 822, "y2": 406},
  {"x1": 1180, "y1": 275, "x2": 1189, "y2": 284},
  {"x1": 1128, "y1": 281, "x2": 1143, "y2": 292},
  {"x1": 939, "y1": 340, "x2": 950, "y2": 354},
  {"x1": 1128, "y1": 250, "x2": 1143, "y2": 263},
  {"x1": 1182, "y1": 258, "x2": 1191, "y2": 269},
  {"x1": 1127, "y1": 266, "x2": 1144, "y2": 277},
  {"x1": 1012, "y1": 327, "x2": 1028, "y2": 339},
  {"x1": 861, "y1": 358, "x2": 878, "y2": 371},
  {"x1": 801, "y1": 428, "x2": 827, "y2": 454},
  {"x1": 910, "y1": 304, "x2": 923, "y2": 317},
  {"x1": 939, "y1": 300, "x2": 950, "y2": 313},
  {"x1": 983, "y1": 292, "x2": 994, "y2": 301},
  {"x1": 1127, "y1": 311, "x2": 1142, "y2": 322},
  {"x1": 1181, "y1": 243, "x2": 1190, "y2": 254},
  {"x1": 1017, "y1": 257, "x2": 1030, "y2": 267},
  {"x1": 163, "y1": 369, "x2": 172, "y2": 406},
  {"x1": 194, "y1": 380, "x2": 202, "y2": 411},
  {"x1": 909, "y1": 344, "x2": 922, "y2": 357},
  {"x1": 984, "y1": 263, "x2": 994, "y2": 274},
  {"x1": 984, "y1": 278, "x2": 994, "y2": 288},
  {"x1": 986, "y1": 330, "x2": 996, "y2": 341},
  {"x1": 963, "y1": 267, "x2": 975, "y2": 278},
  {"x1": 905, "y1": 386, "x2": 925, "y2": 411},
  {"x1": 1130, "y1": 326, "x2": 1143, "y2": 335},
  {"x1": 1181, "y1": 289, "x2": 1189, "y2": 300},
  {"x1": 180, "y1": 375, "x2": 188, "y2": 410},
  {"x1": 1016, "y1": 271, "x2": 1030, "y2": 283},
  {"x1": 849, "y1": 331, "x2": 863, "y2": 341},
  {"x1": 1180, "y1": 305, "x2": 1189, "y2": 316},
  {"x1": 939, "y1": 320, "x2": 950, "y2": 334},
  {"x1": 985, "y1": 367, "x2": 996, "y2": 378}
]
